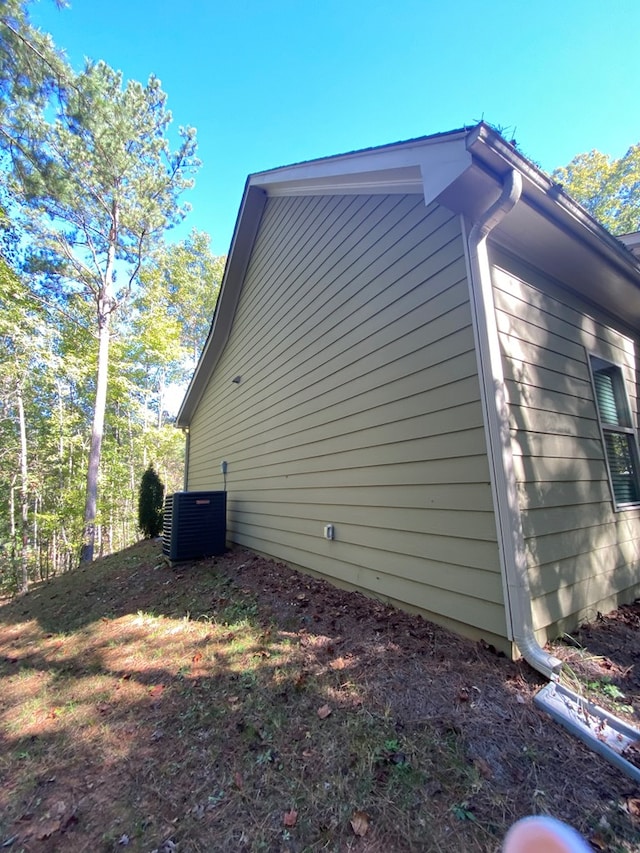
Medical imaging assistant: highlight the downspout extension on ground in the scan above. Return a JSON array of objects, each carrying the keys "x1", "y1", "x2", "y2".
[{"x1": 464, "y1": 169, "x2": 640, "y2": 784}]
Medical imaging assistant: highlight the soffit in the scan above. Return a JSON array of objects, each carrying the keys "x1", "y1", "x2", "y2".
[{"x1": 490, "y1": 201, "x2": 640, "y2": 329}]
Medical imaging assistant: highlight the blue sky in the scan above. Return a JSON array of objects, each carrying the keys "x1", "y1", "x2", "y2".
[{"x1": 31, "y1": 0, "x2": 640, "y2": 256}]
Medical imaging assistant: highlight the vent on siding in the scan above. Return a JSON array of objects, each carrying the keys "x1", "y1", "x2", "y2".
[{"x1": 163, "y1": 491, "x2": 227, "y2": 563}]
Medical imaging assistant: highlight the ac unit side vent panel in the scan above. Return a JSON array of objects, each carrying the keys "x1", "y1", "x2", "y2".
[{"x1": 163, "y1": 491, "x2": 227, "y2": 562}]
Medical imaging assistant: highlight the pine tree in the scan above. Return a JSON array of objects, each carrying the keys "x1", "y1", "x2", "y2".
[{"x1": 6, "y1": 57, "x2": 198, "y2": 562}]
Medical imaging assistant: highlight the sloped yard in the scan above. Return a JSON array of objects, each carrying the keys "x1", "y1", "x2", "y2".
[{"x1": 0, "y1": 541, "x2": 639, "y2": 852}]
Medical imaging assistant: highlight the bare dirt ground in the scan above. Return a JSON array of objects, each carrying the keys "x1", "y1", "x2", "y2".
[{"x1": 1, "y1": 542, "x2": 639, "y2": 852}]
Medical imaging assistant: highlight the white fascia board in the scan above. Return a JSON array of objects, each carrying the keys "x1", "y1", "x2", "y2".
[
  {"x1": 249, "y1": 134, "x2": 471, "y2": 200},
  {"x1": 419, "y1": 140, "x2": 473, "y2": 206}
]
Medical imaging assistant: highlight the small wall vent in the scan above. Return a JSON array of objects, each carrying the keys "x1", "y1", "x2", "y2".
[{"x1": 163, "y1": 491, "x2": 227, "y2": 563}]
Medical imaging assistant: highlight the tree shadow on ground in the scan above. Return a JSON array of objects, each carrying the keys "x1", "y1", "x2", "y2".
[{"x1": 1, "y1": 541, "x2": 640, "y2": 852}]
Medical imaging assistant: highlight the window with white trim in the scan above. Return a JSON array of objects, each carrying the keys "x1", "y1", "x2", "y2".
[{"x1": 589, "y1": 355, "x2": 640, "y2": 508}]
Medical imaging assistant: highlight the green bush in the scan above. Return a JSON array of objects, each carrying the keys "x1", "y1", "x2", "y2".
[{"x1": 138, "y1": 464, "x2": 165, "y2": 539}]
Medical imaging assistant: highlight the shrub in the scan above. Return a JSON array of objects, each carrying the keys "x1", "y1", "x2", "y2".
[{"x1": 138, "y1": 464, "x2": 165, "y2": 539}]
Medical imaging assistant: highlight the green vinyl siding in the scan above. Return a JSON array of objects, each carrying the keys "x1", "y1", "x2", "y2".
[
  {"x1": 187, "y1": 193, "x2": 507, "y2": 646},
  {"x1": 491, "y1": 247, "x2": 640, "y2": 643}
]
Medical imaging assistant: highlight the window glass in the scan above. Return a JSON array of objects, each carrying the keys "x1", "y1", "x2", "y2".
[
  {"x1": 593, "y1": 370, "x2": 621, "y2": 426},
  {"x1": 590, "y1": 356, "x2": 640, "y2": 508},
  {"x1": 603, "y1": 433, "x2": 639, "y2": 503}
]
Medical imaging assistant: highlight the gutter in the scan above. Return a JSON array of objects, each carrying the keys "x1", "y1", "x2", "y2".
[
  {"x1": 467, "y1": 124, "x2": 640, "y2": 286},
  {"x1": 463, "y1": 168, "x2": 640, "y2": 785}
]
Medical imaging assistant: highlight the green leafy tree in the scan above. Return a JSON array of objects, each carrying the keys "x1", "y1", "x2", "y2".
[
  {"x1": 138, "y1": 464, "x2": 164, "y2": 539},
  {"x1": 131, "y1": 231, "x2": 225, "y2": 427},
  {"x1": 7, "y1": 56, "x2": 199, "y2": 563},
  {"x1": 552, "y1": 145, "x2": 640, "y2": 235}
]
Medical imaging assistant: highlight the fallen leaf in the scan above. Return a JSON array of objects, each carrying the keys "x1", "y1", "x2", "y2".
[
  {"x1": 192, "y1": 652, "x2": 203, "y2": 664},
  {"x1": 52, "y1": 800, "x2": 67, "y2": 816},
  {"x1": 234, "y1": 772, "x2": 243, "y2": 790},
  {"x1": 627, "y1": 797, "x2": 640, "y2": 817},
  {"x1": 36, "y1": 819, "x2": 61, "y2": 840},
  {"x1": 330, "y1": 657, "x2": 347, "y2": 670},
  {"x1": 474, "y1": 757, "x2": 492, "y2": 779},
  {"x1": 317, "y1": 704, "x2": 332, "y2": 719},
  {"x1": 350, "y1": 810, "x2": 370, "y2": 837},
  {"x1": 283, "y1": 809, "x2": 298, "y2": 827},
  {"x1": 149, "y1": 684, "x2": 165, "y2": 699},
  {"x1": 589, "y1": 833, "x2": 608, "y2": 850}
]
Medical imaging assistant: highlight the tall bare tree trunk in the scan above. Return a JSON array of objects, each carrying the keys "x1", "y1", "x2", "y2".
[
  {"x1": 17, "y1": 385, "x2": 29, "y2": 593},
  {"x1": 33, "y1": 494, "x2": 40, "y2": 580},
  {"x1": 9, "y1": 474, "x2": 17, "y2": 579},
  {"x1": 157, "y1": 367, "x2": 165, "y2": 429},
  {"x1": 80, "y1": 299, "x2": 111, "y2": 564}
]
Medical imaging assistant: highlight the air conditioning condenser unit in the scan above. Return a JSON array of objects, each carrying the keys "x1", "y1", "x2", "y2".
[{"x1": 163, "y1": 491, "x2": 227, "y2": 564}]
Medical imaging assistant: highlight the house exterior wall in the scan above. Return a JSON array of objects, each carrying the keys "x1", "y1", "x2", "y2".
[
  {"x1": 187, "y1": 192, "x2": 509, "y2": 647},
  {"x1": 491, "y1": 247, "x2": 640, "y2": 642}
]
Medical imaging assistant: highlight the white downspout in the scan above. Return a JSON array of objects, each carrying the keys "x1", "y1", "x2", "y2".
[{"x1": 463, "y1": 169, "x2": 562, "y2": 681}]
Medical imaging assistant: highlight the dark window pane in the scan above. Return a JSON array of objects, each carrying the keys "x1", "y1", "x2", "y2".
[
  {"x1": 593, "y1": 370, "x2": 620, "y2": 426},
  {"x1": 604, "y1": 432, "x2": 640, "y2": 503}
]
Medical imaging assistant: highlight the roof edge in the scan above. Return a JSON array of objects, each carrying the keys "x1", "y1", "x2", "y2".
[
  {"x1": 175, "y1": 184, "x2": 267, "y2": 427},
  {"x1": 249, "y1": 125, "x2": 472, "y2": 182},
  {"x1": 467, "y1": 124, "x2": 640, "y2": 278}
]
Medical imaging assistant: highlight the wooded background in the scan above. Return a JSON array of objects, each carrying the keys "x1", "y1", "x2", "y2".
[{"x1": 0, "y1": 1, "x2": 224, "y2": 591}]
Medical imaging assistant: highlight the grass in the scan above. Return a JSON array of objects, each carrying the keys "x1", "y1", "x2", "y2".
[
  {"x1": 1, "y1": 541, "x2": 639, "y2": 852},
  {"x1": 552, "y1": 633, "x2": 638, "y2": 721}
]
